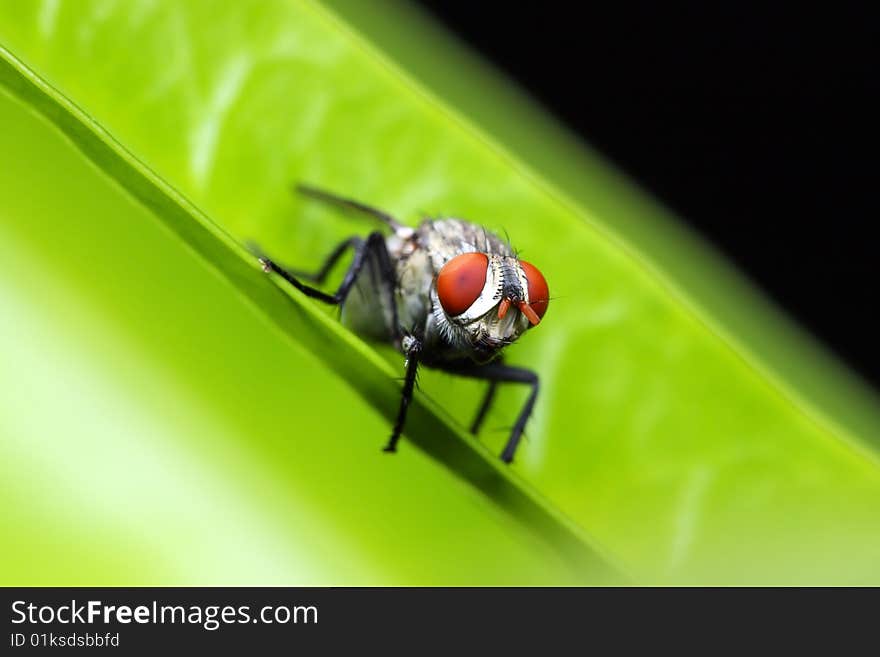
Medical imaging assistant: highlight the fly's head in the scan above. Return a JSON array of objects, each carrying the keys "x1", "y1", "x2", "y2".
[{"x1": 432, "y1": 252, "x2": 549, "y2": 363}]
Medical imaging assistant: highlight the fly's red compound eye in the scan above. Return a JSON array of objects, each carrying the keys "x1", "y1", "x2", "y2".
[
  {"x1": 520, "y1": 261, "x2": 549, "y2": 321},
  {"x1": 436, "y1": 252, "x2": 489, "y2": 316}
]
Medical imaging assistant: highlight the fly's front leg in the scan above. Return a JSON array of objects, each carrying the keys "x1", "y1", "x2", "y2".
[
  {"x1": 444, "y1": 361, "x2": 539, "y2": 463},
  {"x1": 383, "y1": 335, "x2": 422, "y2": 454}
]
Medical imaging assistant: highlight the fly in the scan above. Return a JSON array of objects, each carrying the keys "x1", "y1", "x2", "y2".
[{"x1": 253, "y1": 184, "x2": 550, "y2": 463}]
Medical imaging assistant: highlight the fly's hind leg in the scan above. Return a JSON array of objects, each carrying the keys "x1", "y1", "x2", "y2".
[
  {"x1": 256, "y1": 232, "x2": 427, "y2": 457},
  {"x1": 251, "y1": 236, "x2": 362, "y2": 285},
  {"x1": 256, "y1": 231, "x2": 399, "y2": 336}
]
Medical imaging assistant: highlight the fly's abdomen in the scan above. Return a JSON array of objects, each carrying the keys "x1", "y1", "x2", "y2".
[
  {"x1": 392, "y1": 243, "x2": 433, "y2": 334},
  {"x1": 340, "y1": 231, "x2": 433, "y2": 344}
]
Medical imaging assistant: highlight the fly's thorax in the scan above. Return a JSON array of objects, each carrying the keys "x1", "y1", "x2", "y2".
[{"x1": 419, "y1": 218, "x2": 515, "y2": 266}]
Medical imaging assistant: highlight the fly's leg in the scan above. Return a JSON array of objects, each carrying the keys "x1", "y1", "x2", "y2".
[
  {"x1": 265, "y1": 236, "x2": 363, "y2": 284},
  {"x1": 383, "y1": 336, "x2": 422, "y2": 454},
  {"x1": 257, "y1": 231, "x2": 400, "y2": 337},
  {"x1": 469, "y1": 355, "x2": 504, "y2": 435},
  {"x1": 443, "y1": 362, "x2": 539, "y2": 463},
  {"x1": 258, "y1": 230, "x2": 422, "y2": 455},
  {"x1": 470, "y1": 381, "x2": 499, "y2": 435},
  {"x1": 248, "y1": 237, "x2": 361, "y2": 285}
]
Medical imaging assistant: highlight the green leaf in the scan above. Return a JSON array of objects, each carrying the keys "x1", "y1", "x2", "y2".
[
  {"x1": 1, "y1": 0, "x2": 879, "y2": 584},
  {"x1": 0, "y1": 11, "x2": 617, "y2": 585},
  {"x1": 0, "y1": 59, "x2": 609, "y2": 586}
]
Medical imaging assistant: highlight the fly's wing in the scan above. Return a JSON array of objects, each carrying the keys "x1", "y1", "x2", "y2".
[{"x1": 339, "y1": 245, "x2": 396, "y2": 342}]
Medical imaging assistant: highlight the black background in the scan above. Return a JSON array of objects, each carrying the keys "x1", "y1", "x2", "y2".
[{"x1": 415, "y1": 1, "x2": 879, "y2": 388}]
